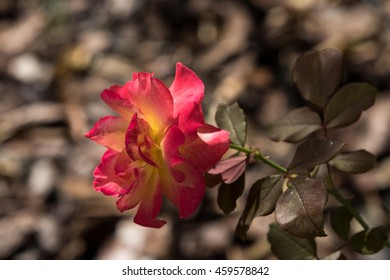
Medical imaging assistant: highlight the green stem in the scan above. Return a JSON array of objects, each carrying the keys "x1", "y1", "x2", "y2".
[
  {"x1": 229, "y1": 143, "x2": 252, "y2": 154},
  {"x1": 326, "y1": 174, "x2": 370, "y2": 231},
  {"x1": 229, "y1": 143, "x2": 288, "y2": 174}
]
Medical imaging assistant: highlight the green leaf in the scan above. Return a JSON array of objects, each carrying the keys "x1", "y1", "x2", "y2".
[
  {"x1": 235, "y1": 175, "x2": 284, "y2": 240},
  {"x1": 215, "y1": 103, "x2": 247, "y2": 146},
  {"x1": 217, "y1": 172, "x2": 245, "y2": 215},
  {"x1": 330, "y1": 206, "x2": 353, "y2": 240},
  {"x1": 288, "y1": 138, "x2": 344, "y2": 173},
  {"x1": 292, "y1": 48, "x2": 343, "y2": 110},
  {"x1": 268, "y1": 223, "x2": 317, "y2": 260},
  {"x1": 350, "y1": 226, "x2": 388, "y2": 254},
  {"x1": 274, "y1": 177, "x2": 328, "y2": 238},
  {"x1": 329, "y1": 150, "x2": 377, "y2": 174},
  {"x1": 324, "y1": 83, "x2": 376, "y2": 129},
  {"x1": 267, "y1": 107, "x2": 322, "y2": 143}
]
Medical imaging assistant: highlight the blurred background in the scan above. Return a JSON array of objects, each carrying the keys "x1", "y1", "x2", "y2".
[{"x1": 0, "y1": 0, "x2": 389, "y2": 259}]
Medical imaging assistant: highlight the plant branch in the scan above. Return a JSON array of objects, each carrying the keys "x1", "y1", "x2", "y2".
[
  {"x1": 322, "y1": 124, "x2": 371, "y2": 231},
  {"x1": 326, "y1": 174, "x2": 370, "y2": 231},
  {"x1": 229, "y1": 143, "x2": 288, "y2": 173}
]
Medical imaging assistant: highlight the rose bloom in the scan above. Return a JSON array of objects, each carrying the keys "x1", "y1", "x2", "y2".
[{"x1": 85, "y1": 63, "x2": 230, "y2": 228}]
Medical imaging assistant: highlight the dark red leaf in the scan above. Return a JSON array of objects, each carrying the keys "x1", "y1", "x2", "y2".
[
  {"x1": 324, "y1": 83, "x2": 376, "y2": 129},
  {"x1": 217, "y1": 173, "x2": 245, "y2": 215},
  {"x1": 268, "y1": 107, "x2": 322, "y2": 143},
  {"x1": 267, "y1": 223, "x2": 317, "y2": 260},
  {"x1": 275, "y1": 177, "x2": 328, "y2": 238},
  {"x1": 329, "y1": 150, "x2": 377, "y2": 174},
  {"x1": 350, "y1": 226, "x2": 387, "y2": 254},
  {"x1": 235, "y1": 175, "x2": 284, "y2": 240},
  {"x1": 292, "y1": 48, "x2": 343, "y2": 110},
  {"x1": 288, "y1": 138, "x2": 344, "y2": 173}
]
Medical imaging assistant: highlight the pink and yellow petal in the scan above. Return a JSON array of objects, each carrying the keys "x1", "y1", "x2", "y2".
[
  {"x1": 160, "y1": 161, "x2": 205, "y2": 219},
  {"x1": 133, "y1": 185, "x2": 166, "y2": 228},
  {"x1": 125, "y1": 113, "x2": 159, "y2": 166},
  {"x1": 169, "y1": 63, "x2": 205, "y2": 134},
  {"x1": 101, "y1": 87, "x2": 136, "y2": 120},
  {"x1": 93, "y1": 149, "x2": 132, "y2": 196},
  {"x1": 116, "y1": 183, "x2": 143, "y2": 212},
  {"x1": 176, "y1": 163, "x2": 205, "y2": 218},
  {"x1": 115, "y1": 165, "x2": 153, "y2": 212},
  {"x1": 118, "y1": 169, "x2": 166, "y2": 228},
  {"x1": 125, "y1": 73, "x2": 174, "y2": 132},
  {"x1": 161, "y1": 125, "x2": 185, "y2": 168},
  {"x1": 169, "y1": 63, "x2": 204, "y2": 116},
  {"x1": 181, "y1": 124, "x2": 230, "y2": 172},
  {"x1": 85, "y1": 116, "x2": 127, "y2": 152}
]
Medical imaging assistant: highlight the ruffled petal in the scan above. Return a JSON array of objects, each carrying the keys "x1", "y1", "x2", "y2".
[
  {"x1": 160, "y1": 125, "x2": 186, "y2": 183},
  {"x1": 169, "y1": 63, "x2": 205, "y2": 134},
  {"x1": 85, "y1": 116, "x2": 127, "y2": 152},
  {"x1": 116, "y1": 184, "x2": 143, "y2": 212},
  {"x1": 133, "y1": 185, "x2": 166, "y2": 228},
  {"x1": 176, "y1": 163, "x2": 205, "y2": 218},
  {"x1": 93, "y1": 149, "x2": 132, "y2": 196},
  {"x1": 115, "y1": 164, "x2": 148, "y2": 211},
  {"x1": 125, "y1": 113, "x2": 159, "y2": 166},
  {"x1": 125, "y1": 72, "x2": 174, "y2": 132},
  {"x1": 101, "y1": 87, "x2": 136, "y2": 120},
  {"x1": 181, "y1": 124, "x2": 230, "y2": 172},
  {"x1": 161, "y1": 125, "x2": 185, "y2": 168},
  {"x1": 117, "y1": 169, "x2": 166, "y2": 228},
  {"x1": 161, "y1": 162, "x2": 205, "y2": 218}
]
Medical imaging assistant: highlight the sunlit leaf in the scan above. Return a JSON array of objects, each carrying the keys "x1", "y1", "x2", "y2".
[
  {"x1": 329, "y1": 150, "x2": 377, "y2": 174},
  {"x1": 275, "y1": 177, "x2": 328, "y2": 238},
  {"x1": 324, "y1": 83, "x2": 376, "y2": 129},
  {"x1": 215, "y1": 103, "x2": 247, "y2": 146},
  {"x1": 288, "y1": 139, "x2": 344, "y2": 173},
  {"x1": 267, "y1": 107, "x2": 322, "y2": 143},
  {"x1": 217, "y1": 173, "x2": 245, "y2": 215},
  {"x1": 330, "y1": 206, "x2": 353, "y2": 240},
  {"x1": 268, "y1": 223, "x2": 317, "y2": 260},
  {"x1": 350, "y1": 226, "x2": 388, "y2": 255},
  {"x1": 235, "y1": 175, "x2": 284, "y2": 240},
  {"x1": 208, "y1": 155, "x2": 247, "y2": 184},
  {"x1": 292, "y1": 48, "x2": 343, "y2": 110}
]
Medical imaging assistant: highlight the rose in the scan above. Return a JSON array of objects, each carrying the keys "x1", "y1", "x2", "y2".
[{"x1": 85, "y1": 63, "x2": 230, "y2": 228}]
